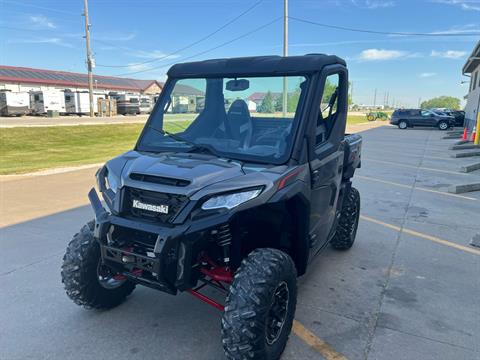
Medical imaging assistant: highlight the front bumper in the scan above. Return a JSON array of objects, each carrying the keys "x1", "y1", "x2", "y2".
[{"x1": 89, "y1": 188, "x2": 232, "y2": 294}]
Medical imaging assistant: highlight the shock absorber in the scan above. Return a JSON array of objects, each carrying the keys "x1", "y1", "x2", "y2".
[{"x1": 215, "y1": 224, "x2": 232, "y2": 266}]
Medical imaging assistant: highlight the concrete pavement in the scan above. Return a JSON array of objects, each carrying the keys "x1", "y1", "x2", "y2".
[{"x1": 1, "y1": 125, "x2": 479, "y2": 360}]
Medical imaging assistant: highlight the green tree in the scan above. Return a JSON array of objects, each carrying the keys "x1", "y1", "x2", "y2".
[
  {"x1": 274, "y1": 94, "x2": 283, "y2": 112},
  {"x1": 259, "y1": 91, "x2": 275, "y2": 113},
  {"x1": 322, "y1": 79, "x2": 337, "y2": 105},
  {"x1": 287, "y1": 88, "x2": 300, "y2": 112},
  {"x1": 420, "y1": 96, "x2": 461, "y2": 110}
]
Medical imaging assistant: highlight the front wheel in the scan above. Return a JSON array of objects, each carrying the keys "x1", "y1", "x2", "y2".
[
  {"x1": 61, "y1": 221, "x2": 136, "y2": 309},
  {"x1": 438, "y1": 120, "x2": 449, "y2": 130},
  {"x1": 331, "y1": 187, "x2": 360, "y2": 250},
  {"x1": 398, "y1": 120, "x2": 408, "y2": 129},
  {"x1": 222, "y1": 248, "x2": 297, "y2": 360}
]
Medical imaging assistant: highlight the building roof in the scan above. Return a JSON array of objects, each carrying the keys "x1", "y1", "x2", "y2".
[
  {"x1": 0, "y1": 65, "x2": 163, "y2": 92},
  {"x1": 167, "y1": 54, "x2": 346, "y2": 78},
  {"x1": 172, "y1": 83, "x2": 204, "y2": 96},
  {"x1": 462, "y1": 41, "x2": 480, "y2": 74}
]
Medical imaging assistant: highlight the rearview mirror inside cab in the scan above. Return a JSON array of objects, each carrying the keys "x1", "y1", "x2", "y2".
[{"x1": 226, "y1": 79, "x2": 249, "y2": 91}]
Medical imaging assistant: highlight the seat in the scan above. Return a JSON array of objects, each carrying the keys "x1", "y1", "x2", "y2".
[{"x1": 226, "y1": 99, "x2": 252, "y2": 146}]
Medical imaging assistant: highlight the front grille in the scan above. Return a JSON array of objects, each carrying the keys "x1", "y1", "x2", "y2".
[{"x1": 123, "y1": 187, "x2": 188, "y2": 224}]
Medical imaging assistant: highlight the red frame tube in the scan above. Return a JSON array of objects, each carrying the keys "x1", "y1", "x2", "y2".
[
  {"x1": 200, "y1": 266, "x2": 233, "y2": 284},
  {"x1": 187, "y1": 289, "x2": 224, "y2": 311}
]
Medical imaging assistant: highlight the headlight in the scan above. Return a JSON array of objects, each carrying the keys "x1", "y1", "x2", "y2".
[
  {"x1": 105, "y1": 169, "x2": 120, "y2": 193},
  {"x1": 201, "y1": 189, "x2": 262, "y2": 211}
]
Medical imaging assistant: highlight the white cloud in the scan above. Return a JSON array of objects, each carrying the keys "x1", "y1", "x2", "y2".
[
  {"x1": 359, "y1": 48, "x2": 409, "y2": 60},
  {"x1": 127, "y1": 63, "x2": 150, "y2": 72},
  {"x1": 419, "y1": 72, "x2": 437, "y2": 78},
  {"x1": 431, "y1": 0, "x2": 480, "y2": 11},
  {"x1": 7, "y1": 37, "x2": 72, "y2": 48},
  {"x1": 429, "y1": 23, "x2": 480, "y2": 35},
  {"x1": 350, "y1": 0, "x2": 395, "y2": 8},
  {"x1": 29, "y1": 15, "x2": 56, "y2": 29},
  {"x1": 130, "y1": 50, "x2": 179, "y2": 60},
  {"x1": 96, "y1": 33, "x2": 136, "y2": 42},
  {"x1": 430, "y1": 50, "x2": 467, "y2": 59}
]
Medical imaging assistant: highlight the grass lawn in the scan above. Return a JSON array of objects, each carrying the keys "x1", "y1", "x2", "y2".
[{"x1": 0, "y1": 115, "x2": 372, "y2": 174}]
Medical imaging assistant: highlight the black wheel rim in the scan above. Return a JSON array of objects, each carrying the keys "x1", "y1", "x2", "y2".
[
  {"x1": 97, "y1": 261, "x2": 126, "y2": 289},
  {"x1": 266, "y1": 281, "x2": 290, "y2": 345}
]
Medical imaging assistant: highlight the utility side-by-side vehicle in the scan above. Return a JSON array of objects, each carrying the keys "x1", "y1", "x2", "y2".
[{"x1": 61, "y1": 54, "x2": 362, "y2": 360}]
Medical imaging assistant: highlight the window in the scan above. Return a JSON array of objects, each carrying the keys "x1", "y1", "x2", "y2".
[
  {"x1": 421, "y1": 110, "x2": 432, "y2": 117},
  {"x1": 65, "y1": 95, "x2": 71, "y2": 101},
  {"x1": 474, "y1": 71, "x2": 478, "y2": 91},
  {"x1": 139, "y1": 75, "x2": 308, "y2": 164},
  {"x1": 34, "y1": 94, "x2": 40, "y2": 101},
  {"x1": 316, "y1": 74, "x2": 339, "y2": 145}
]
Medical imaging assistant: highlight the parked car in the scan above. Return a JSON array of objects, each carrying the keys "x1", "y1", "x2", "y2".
[
  {"x1": 61, "y1": 54, "x2": 363, "y2": 360},
  {"x1": 390, "y1": 109, "x2": 455, "y2": 130},
  {"x1": 430, "y1": 108, "x2": 465, "y2": 127},
  {"x1": 450, "y1": 110, "x2": 465, "y2": 127}
]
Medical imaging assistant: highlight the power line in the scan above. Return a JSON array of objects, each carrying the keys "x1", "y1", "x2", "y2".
[
  {"x1": 289, "y1": 16, "x2": 480, "y2": 37},
  {"x1": 96, "y1": 0, "x2": 264, "y2": 68},
  {"x1": 115, "y1": 17, "x2": 281, "y2": 77}
]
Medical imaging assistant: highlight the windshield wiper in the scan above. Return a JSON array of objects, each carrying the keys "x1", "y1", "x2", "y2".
[
  {"x1": 148, "y1": 126, "x2": 220, "y2": 157},
  {"x1": 148, "y1": 126, "x2": 193, "y2": 145}
]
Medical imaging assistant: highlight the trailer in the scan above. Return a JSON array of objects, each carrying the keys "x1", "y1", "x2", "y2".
[
  {"x1": 0, "y1": 90, "x2": 30, "y2": 116},
  {"x1": 110, "y1": 93, "x2": 140, "y2": 115},
  {"x1": 30, "y1": 90, "x2": 66, "y2": 115},
  {"x1": 64, "y1": 90, "x2": 105, "y2": 115},
  {"x1": 139, "y1": 95, "x2": 153, "y2": 114}
]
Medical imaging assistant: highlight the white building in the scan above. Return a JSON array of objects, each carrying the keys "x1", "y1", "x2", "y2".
[{"x1": 462, "y1": 41, "x2": 480, "y2": 131}]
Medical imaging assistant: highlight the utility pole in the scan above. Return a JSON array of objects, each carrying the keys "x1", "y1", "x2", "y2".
[
  {"x1": 386, "y1": 92, "x2": 389, "y2": 108},
  {"x1": 83, "y1": 0, "x2": 95, "y2": 117},
  {"x1": 418, "y1": 97, "x2": 422, "y2": 108},
  {"x1": 282, "y1": 0, "x2": 288, "y2": 117},
  {"x1": 373, "y1": 88, "x2": 377, "y2": 109}
]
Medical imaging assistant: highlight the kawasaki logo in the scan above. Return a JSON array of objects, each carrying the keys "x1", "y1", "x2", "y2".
[{"x1": 132, "y1": 199, "x2": 169, "y2": 214}]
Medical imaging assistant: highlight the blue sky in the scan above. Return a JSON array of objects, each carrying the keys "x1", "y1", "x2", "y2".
[{"x1": 1, "y1": 0, "x2": 479, "y2": 107}]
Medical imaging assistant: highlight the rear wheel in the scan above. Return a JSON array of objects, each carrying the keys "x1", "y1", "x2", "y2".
[
  {"x1": 61, "y1": 221, "x2": 135, "y2": 309},
  {"x1": 331, "y1": 187, "x2": 360, "y2": 250},
  {"x1": 222, "y1": 248, "x2": 297, "y2": 360},
  {"x1": 398, "y1": 120, "x2": 408, "y2": 129},
  {"x1": 438, "y1": 120, "x2": 449, "y2": 130}
]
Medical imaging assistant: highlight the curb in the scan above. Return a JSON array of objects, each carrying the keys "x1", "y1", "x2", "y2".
[
  {"x1": 449, "y1": 144, "x2": 480, "y2": 150},
  {"x1": 448, "y1": 182, "x2": 480, "y2": 194},
  {"x1": 451, "y1": 151, "x2": 480, "y2": 158},
  {"x1": 0, "y1": 163, "x2": 103, "y2": 180},
  {"x1": 459, "y1": 162, "x2": 480, "y2": 173}
]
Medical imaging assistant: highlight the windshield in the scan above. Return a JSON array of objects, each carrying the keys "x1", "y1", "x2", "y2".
[{"x1": 136, "y1": 75, "x2": 308, "y2": 164}]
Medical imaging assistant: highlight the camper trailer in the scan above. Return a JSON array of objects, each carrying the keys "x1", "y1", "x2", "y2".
[
  {"x1": 139, "y1": 95, "x2": 153, "y2": 114},
  {"x1": 0, "y1": 90, "x2": 30, "y2": 116},
  {"x1": 30, "y1": 90, "x2": 66, "y2": 115},
  {"x1": 110, "y1": 93, "x2": 140, "y2": 115},
  {"x1": 64, "y1": 90, "x2": 105, "y2": 115}
]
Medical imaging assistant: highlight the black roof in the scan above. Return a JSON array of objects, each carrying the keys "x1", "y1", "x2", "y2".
[{"x1": 167, "y1": 54, "x2": 346, "y2": 78}]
